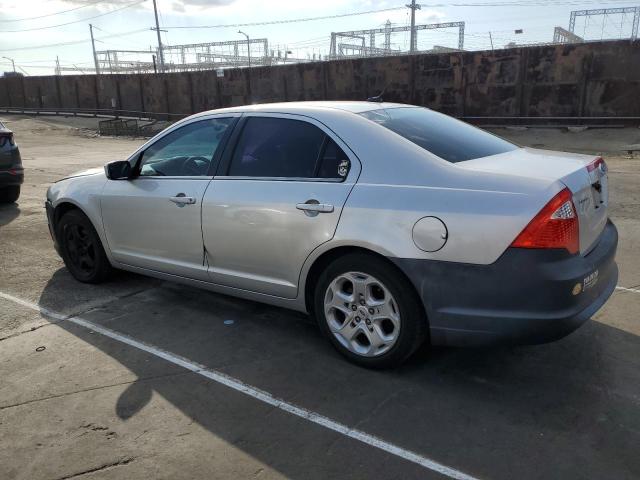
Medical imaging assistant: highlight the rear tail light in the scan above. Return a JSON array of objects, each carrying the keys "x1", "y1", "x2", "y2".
[
  {"x1": 511, "y1": 187, "x2": 579, "y2": 254},
  {"x1": 586, "y1": 156, "x2": 606, "y2": 173},
  {"x1": 0, "y1": 132, "x2": 14, "y2": 147}
]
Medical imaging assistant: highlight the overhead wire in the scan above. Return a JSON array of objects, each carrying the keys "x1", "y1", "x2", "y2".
[
  {"x1": 0, "y1": 28, "x2": 149, "y2": 52},
  {"x1": 0, "y1": 0, "x2": 108, "y2": 23},
  {"x1": 163, "y1": 6, "x2": 407, "y2": 29},
  {"x1": 0, "y1": 0, "x2": 147, "y2": 33}
]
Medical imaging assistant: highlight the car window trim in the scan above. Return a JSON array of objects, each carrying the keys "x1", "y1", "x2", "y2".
[
  {"x1": 213, "y1": 175, "x2": 348, "y2": 184},
  {"x1": 135, "y1": 116, "x2": 238, "y2": 179},
  {"x1": 126, "y1": 113, "x2": 241, "y2": 178},
  {"x1": 312, "y1": 135, "x2": 330, "y2": 178},
  {"x1": 218, "y1": 114, "x2": 351, "y2": 183},
  {"x1": 215, "y1": 115, "x2": 248, "y2": 177},
  {"x1": 203, "y1": 116, "x2": 240, "y2": 177}
]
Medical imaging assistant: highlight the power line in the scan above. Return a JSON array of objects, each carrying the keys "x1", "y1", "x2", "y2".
[
  {"x1": 0, "y1": 28, "x2": 149, "y2": 52},
  {"x1": 163, "y1": 6, "x2": 407, "y2": 29},
  {"x1": 418, "y1": 0, "x2": 640, "y2": 5},
  {"x1": 153, "y1": 0, "x2": 640, "y2": 31},
  {"x1": 0, "y1": 0, "x2": 147, "y2": 33},
  {"x1": 0, "y1": 0, "x2": 107, "y2": 23}
]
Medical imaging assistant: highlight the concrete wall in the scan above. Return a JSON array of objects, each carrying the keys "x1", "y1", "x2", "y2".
[{"x1": 2, "y1": 40, "x2": 639, "y2": 120}]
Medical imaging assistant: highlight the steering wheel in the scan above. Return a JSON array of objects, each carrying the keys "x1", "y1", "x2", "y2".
[{"x1": 181, "y1": 156, "x2": 209, "y2": 176}]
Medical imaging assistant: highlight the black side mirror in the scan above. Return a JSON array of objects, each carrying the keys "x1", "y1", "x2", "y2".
[{"x1": 105, "y1": 160, "x2": 132, "y2": 180}]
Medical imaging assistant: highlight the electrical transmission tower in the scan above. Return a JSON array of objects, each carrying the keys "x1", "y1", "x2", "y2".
[
  {"x1": 553, "y1": 27, "x2": 583, "y2": 44},
  {"x1": 407, "y1": 0, "x2": 421, "y2": 52},
  {"x1": 569, "y1": 6, "x2": 639, "y2": 41},
  {"x1": 329, "y1": 21, "x2": 465, "y2": 59}
]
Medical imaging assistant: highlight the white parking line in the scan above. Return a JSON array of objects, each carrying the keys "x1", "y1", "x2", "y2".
[
  {"x1": 0, "y1": 291, "x2": 479, "y2": 480},
  {"x1": 616, "y1": 286, "x2": 640, "y2": 294}
]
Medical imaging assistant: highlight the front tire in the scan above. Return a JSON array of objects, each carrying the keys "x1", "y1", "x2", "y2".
[
  {"x1": 57, "y1": 209, "x2": 112, "y2": 284},
  {"x1": 314, "y1": 253, "x2": 427, "y2": 369},
  {"x1": 0, "y1": 185, "x2": 20, "y2": 203}
]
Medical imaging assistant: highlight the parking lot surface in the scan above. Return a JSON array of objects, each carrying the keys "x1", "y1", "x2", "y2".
[{"x1": 1, "y1": 115, "x2": 639, "y2": 480}]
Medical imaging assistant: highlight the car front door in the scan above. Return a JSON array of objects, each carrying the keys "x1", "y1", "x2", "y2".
[
  {"x1": 100, "y1": 115, "x2": 237, "y2": 280},
  {"x1": 202, "y1": 113, "x2": 361, "y2": 298}
]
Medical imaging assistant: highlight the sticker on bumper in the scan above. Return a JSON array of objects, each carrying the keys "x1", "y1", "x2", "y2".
[{"x1": 583, "y1": 270, "x2": 599, "y2": 290}]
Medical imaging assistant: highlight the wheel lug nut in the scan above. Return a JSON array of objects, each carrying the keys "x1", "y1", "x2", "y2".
[
  {"x1": 355, "y1": 316, "x2": 361, "y2": 323},
  {"x1": 365, "y1": 318, "x2": 371, "y2": 325},
  {"x1": 360, "y1": 299, "x2": 366, "y2": 306},
  {"x1": 351, "y1": 305, "x2": 357, "y2": 311},
  {"x1": 368, "y1": 308, "x2": 374, "y2": 315}
]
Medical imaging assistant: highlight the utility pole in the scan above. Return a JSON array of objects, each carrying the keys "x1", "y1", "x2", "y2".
[
  {"x1": 89, "y1": 24, "x2": 100, "y2": 75},
  {"x1": 407, "y1": 0, "x2": 421, "y2": 53},
  {"x1": 489, "y1": 31, "x2": 494, "y2": 51},
  {"x1": 55, "y1": 56, "x2": 61, "y2": 76},
  {"x1": 2, "y1": 56, "x2": 16, "y2": 73},
  {"x1": 238, "y1": 30, "x2": 251, "y2": 67},
  {"x1": 151, "y1": 0, "x2": 165, "y2": 72}
]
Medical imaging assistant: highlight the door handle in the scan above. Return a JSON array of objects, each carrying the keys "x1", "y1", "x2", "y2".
[
  {"x1": 296, "y1": 202, "x2": 334, "y2": 213},
  {"x1": 169, "y1": 194, "x2": 196, "y2": 206}
]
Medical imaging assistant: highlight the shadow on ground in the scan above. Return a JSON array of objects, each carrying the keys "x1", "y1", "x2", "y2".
[
  {"x1": 0, "y1": 202, "x2": 20, "y2": 227},
  {"x1": 37, "y1": 268, "x2": 640, "y2": 480}
]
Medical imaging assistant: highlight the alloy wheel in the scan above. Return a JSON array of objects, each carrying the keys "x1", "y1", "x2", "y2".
[
  {"x1": 324, "y1": 271, "x2": 401, "y2": 357},
  {"x1": 63, "y1": 223, "x2": 97, "y2": 275}
]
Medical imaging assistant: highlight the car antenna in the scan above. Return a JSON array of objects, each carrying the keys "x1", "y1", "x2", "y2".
[{"x1": 366, "y1": 85, "x2": 388, "y2": 103}]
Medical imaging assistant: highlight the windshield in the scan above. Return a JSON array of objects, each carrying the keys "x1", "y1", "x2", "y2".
[{"x1": 359, "y1": 107, "x2": 517, "y2": 163}]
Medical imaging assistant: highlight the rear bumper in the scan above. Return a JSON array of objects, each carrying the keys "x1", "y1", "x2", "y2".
[
  {"x1": 0, "y1": 148, "x2": 23, "y2": 187},
  {"x1": 392, "y1": 220, "x2": 618, "y2": 347},
  {"x1": 0, "y1": 168, "x2": 23, "y2": 187}
]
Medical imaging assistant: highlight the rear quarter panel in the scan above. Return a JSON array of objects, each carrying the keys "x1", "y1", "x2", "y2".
[
  {"x1": 307, "y1": 112, "x2": 564, "y2": 265},
  {"x1": 335, "y1": 180, "x2": 559, "y2": 265}
]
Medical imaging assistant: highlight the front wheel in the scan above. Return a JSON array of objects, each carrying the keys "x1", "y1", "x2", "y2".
[
  {"x1": 314, "y1": 253, "x2": 428, "y2": 369},
  {"x1": 57, "y1": 209, "x2": 113, "y2": 284}
]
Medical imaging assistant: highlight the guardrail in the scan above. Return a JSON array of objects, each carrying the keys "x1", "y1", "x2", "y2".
[
  {"x1": 464, "y1": 115, "x2": 640, "y2": 128},
  {"x1": 0, "y1": 106, "x2": 187, "y2": 121},
  {"x1": 2, "y1": 106, "x2": 640, "y2": 128}
]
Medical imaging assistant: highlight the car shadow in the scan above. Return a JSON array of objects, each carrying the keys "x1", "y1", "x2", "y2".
[
  {"x1": 36, "y1": 268, "x2": 640, "y2": 480},
  {"x1": 0, "y1": 202, "x2": 20, "y2": 227}
]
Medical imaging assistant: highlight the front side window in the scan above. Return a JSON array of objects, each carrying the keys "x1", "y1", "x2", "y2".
[
  {"x1": 139, "y1": 118, "x2": 233, "y2": 177},
  {"x1": 228, "y1": 117, "x2": 331, "y2": 179},
  {"x1": 360, "y1": 107, "x2": 517, "y2": 163}
]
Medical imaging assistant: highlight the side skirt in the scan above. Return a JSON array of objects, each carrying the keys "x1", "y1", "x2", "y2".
[{"x1": 112, "y1": 262, "x2": 309, "y2": 314}]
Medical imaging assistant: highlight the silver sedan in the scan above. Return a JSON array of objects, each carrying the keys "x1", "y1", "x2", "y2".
[{"x1": 46, "y1": 102, "x2": 618, "y2": 368}]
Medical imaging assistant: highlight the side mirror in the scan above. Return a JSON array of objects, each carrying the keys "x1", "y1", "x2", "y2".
[{"x1": 105, "y1": 160, "x2": 132, "y2": 180}]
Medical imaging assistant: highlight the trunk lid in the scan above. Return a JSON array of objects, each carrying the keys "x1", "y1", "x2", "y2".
[{"x1": 458, "y1": 147, "x2": 609, "y2": 255}]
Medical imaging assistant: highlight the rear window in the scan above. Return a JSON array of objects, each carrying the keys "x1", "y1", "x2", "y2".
[{"x1": 359, "y1": 107, "x2": 517, "y2": 163}]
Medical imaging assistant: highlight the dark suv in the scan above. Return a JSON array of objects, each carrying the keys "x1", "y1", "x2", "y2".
[{"x1": 0, "y1": 121, "x2": 23, "y2": 203}]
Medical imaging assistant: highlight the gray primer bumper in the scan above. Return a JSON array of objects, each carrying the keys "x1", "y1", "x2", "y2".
[{"x1": 392, "y1": 220, "x2": 618, "y2": 347}]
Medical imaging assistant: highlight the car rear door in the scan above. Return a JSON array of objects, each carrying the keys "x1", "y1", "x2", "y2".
[
  {"x1": 202, "y1": 113, "x2": 360, "y2": 298},
  {"x1": 100, "y1": 115, "x2": 237, "y2": 280}
]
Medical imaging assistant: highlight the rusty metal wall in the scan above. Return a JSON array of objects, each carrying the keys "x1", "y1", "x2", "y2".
[{"x1": 1, "y1": 40, "x2": 638, "y2": 120}]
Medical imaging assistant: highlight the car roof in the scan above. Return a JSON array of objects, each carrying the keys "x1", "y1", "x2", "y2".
[{"x1": 198, "y1": 101, "x2": 412, "y2": 116}]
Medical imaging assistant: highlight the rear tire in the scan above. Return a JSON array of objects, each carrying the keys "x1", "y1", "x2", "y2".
[
  {"x1": 314, "y1": 253, "x2": 427, "y2": 369},
  {"x1": 0, "y1": 186, "x2": 20, "y2": 203},
  {"x1": 57, "y1": 209, "x2": 112, "y2": 284}
]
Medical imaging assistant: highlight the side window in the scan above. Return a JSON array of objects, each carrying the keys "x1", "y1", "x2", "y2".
[
  {"x1": 139, "y1": 118, "x2": 232, "y2": 177},
  {"x1": 317, "y1": 138, "x2": 350, "y2": 179},
  {"x1": 228, "y1": 117, "x2": 325, "y2": 178}
]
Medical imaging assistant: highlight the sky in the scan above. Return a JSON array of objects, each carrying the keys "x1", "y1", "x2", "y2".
[{"x1": 0, "y1": 0, "x2": 638, "y2": 75}]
